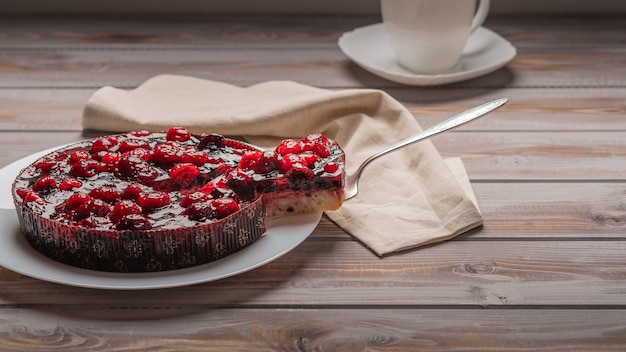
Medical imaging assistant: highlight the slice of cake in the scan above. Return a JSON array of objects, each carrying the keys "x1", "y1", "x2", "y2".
[{"x1": 12, "y1": 128, "x2": 345, "y2": 272}]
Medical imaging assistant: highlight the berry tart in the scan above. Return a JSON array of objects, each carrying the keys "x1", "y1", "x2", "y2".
[{"x1": 12, "y1": 127, "x2": 345, "y2": 272}]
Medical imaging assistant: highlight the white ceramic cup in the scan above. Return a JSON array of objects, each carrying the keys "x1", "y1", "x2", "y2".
[{"x1": 381, "y1": 0, "x2": 490, "y2": 74}]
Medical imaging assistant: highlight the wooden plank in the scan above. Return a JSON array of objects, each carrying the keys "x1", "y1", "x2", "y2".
[
  {"x1": 0, "y1": 308, "x2": 625, "y2": 351},
  {"x1": 0, "y1": 48, "x2": 624, "y2": 89},
  {"x1": 436, "y1": 131, "x2": 626, "y2": 180},
  {"x1": 1, "y1": 240, "x2": 625, "y2": 305},
  {"x1": 0, "y1": 15, "x2": 623, "y2": 51},
  {"x1": 0, "y1": 15, "x2": 375, "y2": 48},
  {"x1": 2, "y1": 88, "x2": 626, "y2": 132}
]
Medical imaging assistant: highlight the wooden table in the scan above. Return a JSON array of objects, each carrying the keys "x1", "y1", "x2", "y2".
[{"x1": 1, "y1": 14, "x2": 625, "y2": 350}]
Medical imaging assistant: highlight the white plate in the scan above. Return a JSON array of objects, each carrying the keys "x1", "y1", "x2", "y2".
[
  {"x1": 0, "y1": 146, "x2": 321, "y2": 290},
  {"x1": 338, "y1": 23, "x2": 517, "y2": 86}
]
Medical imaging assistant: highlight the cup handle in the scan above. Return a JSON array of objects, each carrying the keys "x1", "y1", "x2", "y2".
[{"x1": 470, "y1": 0, "x2": 490, "y2": 32}]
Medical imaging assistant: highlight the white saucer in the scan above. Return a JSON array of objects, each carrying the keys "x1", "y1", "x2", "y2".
[{"x1": 338, "y1": 23, "x2": 517, "y2": 86}]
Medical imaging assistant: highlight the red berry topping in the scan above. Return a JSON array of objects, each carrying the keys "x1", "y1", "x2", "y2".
[
  {"x1": 68, "y1": 150, "x2": 91, "y2": 164},
  {"x1": 166, "y1": 127, "x2": 192, "y2": 142},
  {"x1": 136, "y1": 191, "x2": 170, "y2": 209},
  {"x1": 211, "y1": 198, "x2": 240, "y2": 219},
  {"x1": 65, "y1": 193, "x2": 92, "y2": 211},
  {"x1": 99, "y1": 152, "x2": 121, "y2": 171},
  {"x1": 121, "y1": 184, "x2": 143, "y2": 200},
  {"x1": 153, "y1": 142, "x2": 184, "y2": 164},
  {"x1": 275, "y1": 139, "x2": 302, "y2": 155},
  {"x1": 286, "y1": 165, "x2": 314, "y2": 182},
  {"x1": 302, "y1": 141, "x2": 330, "y2": 157},
  {"x1": 115, "y1": 213, "x2": 152, "y2": 230},
  {"x1": 76, "y1": 198, "x2": 111, "y2": 219},
  {"x1": 117, "y1": 154, "x2": 159, "y2": 182},
  {"x1": 91, "y1": 136, "x2": 118, "y2": 154},
  {"x1": 13, "y1": 130, "x2": 344, "y2": 234},
  {"x1": 35, "y1": 161, "x2": 57, "y2": 173},
  {"x1": 238, "y1": 151, "x2": 278, "y2": 173},
  {"x1": 89, "y1": 185, "x2": 122, "y2": 203},
  {"x1": 169, "y1": 163, "x2": 200, "y2": 187},
  {"x1": 110, "y1": 199, "x2": 143, "y2": 224},
  {"x1": 323, "y1": 162, "x2": 339, "y2": 174},
  {"x1": 180, "y1": 191, "x2": 210, "y2": 208},
  {"x1": 69, "y1": 159, "x2": 97, "y2": 178},
  {"x1": 23, "y1": 191, "x2": 45, "y2": 205},
  {"x1": 277, "y1": 154, "x2": 303, "y2": 173},
  {"x1": 32, "y1": 176, "x2": 57, "y2": 192},
  {"x1": 59, "y1": 178, "x2": 83, "y2": 191},
  {"x1": 181, "y1": 151, "x2": 210, "y2": 165},
  {"x1": 183, "y1": 201, "x2": 215, "y2": 221},
  {"x1": 118, "y1": 138, "x2": 150, "y2": 153}
]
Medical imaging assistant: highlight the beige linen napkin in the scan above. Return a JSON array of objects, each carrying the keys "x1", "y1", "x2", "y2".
[{"x1": 82, "y1": 74, "x2": 482, "y2": 255}]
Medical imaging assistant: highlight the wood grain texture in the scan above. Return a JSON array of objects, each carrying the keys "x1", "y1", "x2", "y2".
[
  {"x1": 1, "y1": 88, "x2": 625, "y2": 131},
  {"x1": 1, "y1": 240, "x2": 625, "y2": 306},
  {"x1": 1, "y1": 14, "x2": 626, "y2": 351},
  {"x1": 1, "y1": 308, "x2": 626, "y2": 351}
]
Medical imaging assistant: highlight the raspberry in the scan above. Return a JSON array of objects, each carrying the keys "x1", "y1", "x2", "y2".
[
  {"x1": 286, "y1": 165, "x2": 314, "y2": 183},
  {"x1": 117, "y1": 154, "x2": 159, "y2": 182},
  {"x1": 275, "y1": 139, "x2": 302, "y2": 155},
  {"x1": 35, "y1": 161, "x2": 57, "y2": 173},
  {"x1": 153, "y1": 142, "x2": 184, "y2": 164},
  {"x1": 238, "y1": 151, "x2": 278, "y2": 173},
  {"x1": 64, "y1": 193, "x2": 91, "y2": 211},
  {"x1": 76, "y1": 198, "x2": 111, "y2": 219},
  {"x1": 23, "y1": 191, "x2": 45, "y2": 205},
  {"x1": 169, "y1": 163, "x2": 200, "y2": 187},
  {"x1": 70, "y1": 159, "x2": 98, "y2": 178},
  {"x1": 302, "y1": 134, "x2": 332, "y2": 157},
  {"x1": 324, "y1": 162, "x2": 340, "y2": 174},
  {"x1": 118, "y1": 138, "x2": 150, "y2": 153},
  {"x1": 115, "y1": 213, "x2": 152, "y2": 230},
  {"x1": 100, "y1": 152, "x2": 121, "y2": 168},
  {"x1": 121, "y1": 184, "x2": 143, "y2": 200},
  {"x1": 200, "y1": 181, "x2": 237, "y2": 199},
  {"x1": 302, "y1": 142, "x2": 330, "y2": 158},
  {"x1": 211, "y1": 198, "x2": 240, "y2": 219},
  {"x1": 166, "y1": 127, "x2": 191, "y2": 142},
  {"x1": 65, "y1": 193, "x2": 92, "y2": 211},
  {"x1": 181, "y1": 151, "x2": 210, "y2": 165},
  {"x1": 277, "y1": 154, "x2": 305, "y2": 173},
  {"x1": 59, "y1": 178, "x2": 83, "y2": 191},
  {"x1": 32, "y1": 176, "x2": 57, "y2": 192},
  {"x1": 89, "y1": 186, "x2": 122, "y2": 203},
  {"x1": 183, "y1": 201, "x2": 215, "y2": 221},
  {"x1": 110, "y1": 199, "x2": 143, "y2": 224},
  {"x1": 91, "y1": 136, "x2": 118, "y2": 154},
  {"x1": 136, "y1": 191, "x2": 170, "y2": 209},
  {"x1": 181, "y1": 191, "x2": 210, "y2": 207},
  {"x1": 299, "y1": 152, "x2": 321, "y2": 168},
  {"x1": 68, "y1": 150, "x2": 91, "y2": 164}
]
